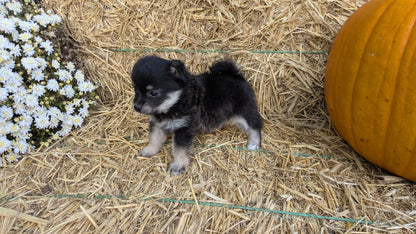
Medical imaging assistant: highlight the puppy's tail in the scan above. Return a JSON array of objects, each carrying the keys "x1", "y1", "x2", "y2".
[{"x1": 209, "y1": 61, "x2": 244, "y2": 79}]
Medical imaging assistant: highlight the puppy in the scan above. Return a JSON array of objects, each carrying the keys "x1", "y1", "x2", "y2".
[{"x1": 131, "y1": 56, "x2": 263, "y2": 174}]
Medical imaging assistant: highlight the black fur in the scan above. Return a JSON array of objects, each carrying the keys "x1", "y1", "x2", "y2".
[{"x1": 131, "y1": 56, "x2": 263, "y2": 174}]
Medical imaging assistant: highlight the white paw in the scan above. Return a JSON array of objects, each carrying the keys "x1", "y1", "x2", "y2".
[
  {"x1": 247, "y1": 143, "x2": 260, "y2": 150},
  {"x1": 139, "y1": 145, "x2": 159, "y2": 158},
  {"x1": 169, "y1": 162, "x2": 187, "y2": 175}
]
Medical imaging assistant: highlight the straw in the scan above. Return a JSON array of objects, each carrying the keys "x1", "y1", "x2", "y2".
[{"x1": 1, "y1": 0, "x2": 415, "y2": 232}]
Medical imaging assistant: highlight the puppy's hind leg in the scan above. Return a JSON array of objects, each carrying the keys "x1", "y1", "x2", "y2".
[
  {"x1": 139, "y1": 122, "x2": 167, "y2": 158},
  {"x1": 231, "y1": 115, "x2": 262, "y2": 150},
  {"x1": 246, "y1": 127, "x2": 261, "y2": 150},
  {"x1": 169, "y1": 128, "x2": 194, "y2": 175}
]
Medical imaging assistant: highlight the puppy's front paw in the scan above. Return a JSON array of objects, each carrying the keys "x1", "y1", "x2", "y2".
[
  {"x1": 139, "y1": 145, "x2": 159, "y2": 158},
  {"x1": 169, "y1": 162, "x2": 187, "y2": 175}
]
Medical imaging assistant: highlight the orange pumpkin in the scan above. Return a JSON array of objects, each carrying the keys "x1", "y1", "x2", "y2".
[{"x1": 325, "y1": 0, "x2": 416, "y2": 181}]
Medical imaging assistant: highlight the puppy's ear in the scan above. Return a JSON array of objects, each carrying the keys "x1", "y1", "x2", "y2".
[{"x1": 169, "y1": 60, "x2": 187, "y2": 82}]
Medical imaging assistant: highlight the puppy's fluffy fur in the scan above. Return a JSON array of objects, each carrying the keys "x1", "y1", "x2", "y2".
[{"x1": 131, "y1": 56, "x2": 262, "y2": 174}]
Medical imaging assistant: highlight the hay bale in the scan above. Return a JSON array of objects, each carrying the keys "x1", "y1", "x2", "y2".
[{"x1": 1, "y1": 0, "x2": 415, "y2": 232}]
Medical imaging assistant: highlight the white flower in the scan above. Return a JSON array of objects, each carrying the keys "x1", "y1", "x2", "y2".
[
  {"x1": 74, "y1": 70, "x2": 85, "y2": 82},
  {"x1": 18, "y1": 20, "x2": 37, "y2": 32},
  {"x1": 4, "y1": 75, "x2": 23, "y2": 93},
  {"x1": 15, "y1": 127, "x2": 30, "y2": 140},
  {"x1": 19, "y1": 32, "x2": 32, "y2": 42},
  {"x1": 3, "y1": 125, "x2": 11, "y2": 136},
  {"x1": 79, "y1": 106, "x2": 89, "y2": 118},
  {"x1": 33, "y1": 106, "x2": 48, "y2": 117},
  {"x1": 8, "y1": 122, "x2": 19, "y2": 134},
  {"x1": 0, "y1": 5, "x2": 7, "y2": 18},
  {"x1": 0, "y1": 106, "x2": 13, "y2": 120},
  {"x1": 46, "y1": 79, "x2": 59, "y2": 91},
  {"x1": 24, "y1": 13, "x2": 32, "y2": 21},
  {"x1": 51, "y1": 134, "x2": 60, "y2": 141},
  {"x1": 10, "y1": 30, "x2": 19, "y2": 42},
  {"x1": 57, "y1": 123, "x2": 72, "y2": 137},
  {"x1": 25, "y1": 94, "x2": 39, "y2": 107},
  {"x1": 82, "y1": 99, "x2": 90, "y2": 107},
  {"x1": 48, "y1": 107, "x2": 61, "y2": 117},
  {"x1": 49, "y1": 116, "x2": 59, "y2": 128},
  {"x1": 13, "y1": 102, "x2": 25, "y2": 115},
  {"x1": 9, "y1": 44, "x2": 20, "y2": 57},
  {"x1": 64, "y1": 103, "x2": 74, "y2": 114},
  {"x1": 63, "y1": 114, "x2": 74, "y2": 125},
  {"x1": 34, "y1": 36, "x2": 43, "y2": 44},
  {"x1": 60, "y1": 85, "x2": 75, "y2": 98},
  {"x1": 72, "y1": 114, "x2": 84, "y2": 127},
  {"x1": 31, "y1": 84, "x2": 46, "y2": 97},
  {"x1": 2, "y1": 66, "x2": 17, "y2": 76},
  {"x1": 22, "y1": 43, "x2": 35, "y2": 56},
  {"x1": 36, "y1": 57, "x2": 47, "y2": 70},
  {"x1": 72, "y1": 98, "x2": 81, "y2": 107},
  {"x1": 3, "y1": 121, "x2": 12, "y2": 135},
  {"x1": 5, "y1": 153, "x2": 21, "y2": 163},
  {"x1": 14, "y1": 126, "x2": 28, "y2": 140},
  {"x1": 56, "y1": 69, "x2": 71, "y2": 81},
  {"x1": 0, "y1": 87, "x2": 8, "y2": 101},
  {"x1": 0, "y1": 17, "x2": 15, "y2": 33},
  {"x1": 6, "y1": 1, "x2": 22, "y2": 15},
  {"x1": 33, "y1": 13, "x2": 50, "y2": 27},
  {"x1": 0, "y1": 136, "x2": 11, "y2": 154},
  {"x1": 13, "y1": 139, "x2": 29, "y2": 154},
  {"x1": 51, "y1": 59, "x2": 60, "y2": 69},
  {"x1": 32, "y1": 69, "x2": 44, "y2": 81},
  {"x1": 0, "y1": 67, "x2": 12, "y2": 81},
  {"x1": 21, "y1": 56, "x2": 38, "y2": 70},
  {"x1": 0, "y1": 120, "x2": 7, "y2": 135},
  {"x1": 12, "y1": 87, "x2": 27, "y2": 103},
  {"x1": 66, "y1": 62, "x2": 75, "y2": 72},
  {"x1": 50, "y1": 14, "x2": 61, "y2": 24},
  {"x1": 56, "y1": 111, "x2": 64, "y2": 121},
  {"x1": 35, "y1": 115, "x2": 50, "y2": 129},
  {"x1": 0, "y1": 49, "x2": 11, "y2": 62},
  {"x1": 2, "y1": 59, "x2": 14, "y2": 69},
  {"x1": 40, "y1": 40, "x2": 53, "y2": 55},
  {"x1": 78, "y1": 81, "x2": 95, "y2": 92},
  {"x1": 0, "y1": 35, "x2": 11, "y2": 49},
  {"x1": 18, "y1": 114, "x2": 32, "y2": 127}
]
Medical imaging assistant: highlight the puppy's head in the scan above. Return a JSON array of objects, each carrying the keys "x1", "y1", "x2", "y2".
[{"x1": 131, "y1": 56, "x2": 188, "y2": 115}]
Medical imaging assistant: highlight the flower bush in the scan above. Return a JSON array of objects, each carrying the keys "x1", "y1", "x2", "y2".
[{"x1": 0, "y1": 0, "x2": 97, "y2": 166}]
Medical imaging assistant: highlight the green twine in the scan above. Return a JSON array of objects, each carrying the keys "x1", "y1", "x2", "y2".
[
  {"x1": 107, "y1": 48, "x2": 328, "y2": 54},
  {"x1": 45, "y1": 194, "x2": 378, "y2": 225},
  {"x1": 196, "y1": 144, "x2": 339, "y2": 161}
]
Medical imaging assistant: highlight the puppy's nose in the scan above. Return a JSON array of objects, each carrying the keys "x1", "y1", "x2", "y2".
[{"x1": 134, "y1": 103, "x2": 143, "y2": 112}]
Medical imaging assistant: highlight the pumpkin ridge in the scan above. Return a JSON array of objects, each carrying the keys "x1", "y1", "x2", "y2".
[
  {"x1": 382, "y1": 14, "x2": 416, "y2": 177},
  {"x1": 403, "y1": 102, "x2": 416, "y2": 181},
  {"x1": 401, "y1": 32, "x2": 416, "y2": 181},
  {"x1": 326, "y1": 0, "x2": 394, "y2": 147},
  {"x1": 325, "y1": 27, "x2": 351, "y2": 135},
  {"x1": 379, "y1": 5, "x2": 416, "y2": 170},
  {"x1": 349, "y1": 0, "x2": 396, "y2": 152}
]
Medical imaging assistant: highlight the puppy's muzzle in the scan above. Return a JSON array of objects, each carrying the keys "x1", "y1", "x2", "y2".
[
  {"x1": 134, "y1": 103, "x2": 153, "y2": 115},
  {"x1": 134, "y1": 102, "x2": 143, "y2": 112}
]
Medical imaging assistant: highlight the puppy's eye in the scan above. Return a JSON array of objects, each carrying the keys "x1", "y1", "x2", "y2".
[{"x1": 147, "y1": 90, "x2": 159, "y2": 97}]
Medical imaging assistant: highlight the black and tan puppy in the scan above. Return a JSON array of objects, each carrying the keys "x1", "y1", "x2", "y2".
[{"x1": 131, "y1": 56, "x2": 262, "y2": 174}]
